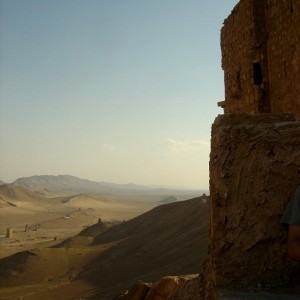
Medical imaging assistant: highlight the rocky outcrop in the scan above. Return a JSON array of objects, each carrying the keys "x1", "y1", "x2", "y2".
[
  {"x1": 203, "y1": 113, "x2": 300, "y2": 299},
  {"x1": 146, "y1": 275, "x2": 195, "y2": 300},
  {"x1": 167, "y1": 275, "x2": 202, "y2": 300},
  {"x1": 115, "y1": 281, "x2": 153, "y2": 300},
  {"x1": 115, "y1": 275, "x2": 199, "y2": 300}
]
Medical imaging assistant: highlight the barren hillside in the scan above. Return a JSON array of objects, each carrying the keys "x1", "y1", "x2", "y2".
[{"x1": 0, "y1": 196, "x2": 209, "y2": 300}]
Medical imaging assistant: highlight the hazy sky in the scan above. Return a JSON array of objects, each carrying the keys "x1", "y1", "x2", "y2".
[{"x1": 0, "y1": 0, "x2": 238, "y2": 189}]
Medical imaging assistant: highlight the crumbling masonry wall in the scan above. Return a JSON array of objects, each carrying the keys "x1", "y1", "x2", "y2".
[
  {"x1": 203, "y1": 113, "x2": 300, "y2": 299},
  {"x1": 221, "y1": 0, "x2": 300, "y2": 119},
  {"x1": 266, "y1": 0, "x2": 300, "y2": 117}
]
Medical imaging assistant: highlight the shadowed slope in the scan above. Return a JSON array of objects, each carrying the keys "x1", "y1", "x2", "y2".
[{"x1": 78, "y1": 197, "x2": 209, "y2": 297}]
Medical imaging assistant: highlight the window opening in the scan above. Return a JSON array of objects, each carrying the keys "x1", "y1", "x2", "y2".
[
  {"x1": 253, "y1": 62, "x2": 263, "y2": 85},
  {"x1": 236, "y1": 71, "x2": 241, "y2": 91},
  {"x1": 290, "y1": 0, "x2": 294, "y2": 12}
]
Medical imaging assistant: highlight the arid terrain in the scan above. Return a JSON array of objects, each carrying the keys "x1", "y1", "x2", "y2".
[{"x1": 0, "y1": 175, "x2": 209, "y2": 300}]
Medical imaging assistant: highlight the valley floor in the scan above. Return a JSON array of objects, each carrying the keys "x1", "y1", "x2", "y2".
[{"x1": 0, "y1": 192, "x2": 209, "y2": 300}]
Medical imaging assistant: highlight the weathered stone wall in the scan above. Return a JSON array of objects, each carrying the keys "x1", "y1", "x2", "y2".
[
  {"x1": 221, "y1": 0, "x2": 300, "y2": 120},
  {"x1": 203, "y1": 113, "x2": 300, "y2": 299},
  {"x1": 266, "y1": 1, "x2": 300, "y2": 118},
  {"x1": 221, "y1": 0, "x2": 259, "y2": 114}
]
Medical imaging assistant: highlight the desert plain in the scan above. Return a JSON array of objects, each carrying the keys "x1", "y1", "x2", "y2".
[{"x1": 0, "y1": 176, "x2": 208, "y2": 300}]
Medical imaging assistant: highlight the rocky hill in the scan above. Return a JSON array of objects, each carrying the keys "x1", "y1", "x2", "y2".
[
  {"x1": 12, "y1": 174, "x2": 143, "y2": 195},
  {"x1": 0, "y1": 184, "x2": 49, "y2": 202}
]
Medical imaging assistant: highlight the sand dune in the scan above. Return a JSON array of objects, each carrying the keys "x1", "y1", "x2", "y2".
[{"x1": 0, "y1": 185, "x2": 156, "y2": 223}]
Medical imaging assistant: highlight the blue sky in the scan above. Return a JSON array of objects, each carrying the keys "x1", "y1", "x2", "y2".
[{"x1": 0, "y1": 0, "x2": 238, "y2": 189}]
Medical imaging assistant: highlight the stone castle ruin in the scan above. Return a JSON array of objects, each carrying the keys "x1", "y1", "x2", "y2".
[
  {"x1": 218, "y1": 0, "x2": 300, "y2": 120},
  {"x1": 203, "y1": 0, "x2": 300, "y2": 298}
]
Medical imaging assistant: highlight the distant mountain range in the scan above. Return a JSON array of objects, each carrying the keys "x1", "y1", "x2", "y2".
[
  {"x1": 8, "y1": 175, "x2": 205, "y2": 199},
  {"x1": 11, "y1": 175, "x2": 148, "y2": 195}
]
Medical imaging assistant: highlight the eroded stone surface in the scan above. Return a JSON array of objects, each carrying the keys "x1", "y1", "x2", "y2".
[
  {"x1": 203, "y1": 113, "x2": 300, "y2": 299},
  {"x1": 145, "y1": 276, "x2": 190, "y2": 300},
  {"x1": 167, "y1": 274, "x2": 201, "y2": 300}
]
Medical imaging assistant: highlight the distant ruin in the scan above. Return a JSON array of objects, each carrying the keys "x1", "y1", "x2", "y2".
[
  {"x1": 218, "y1": 0, "x2": 300, "y2": 119},
  {"x1": 6, "y1": 227, "x2": 13, "y2": 239}
]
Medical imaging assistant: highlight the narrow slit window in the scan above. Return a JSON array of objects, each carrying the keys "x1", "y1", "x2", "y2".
[
  {"x1": 253, "y1": 62, "x2": 263, "y2": 85},
  {"x1": 290, "y1": 0, "x2": 294, "y2": 12},
  {"x1": 236, "y1": 71, "x2": 241, "y2": 91}
]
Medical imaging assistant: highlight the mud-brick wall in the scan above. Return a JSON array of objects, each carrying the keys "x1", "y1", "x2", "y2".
[
  {"x1": 266, "y1": 1, "x2": 300, "y2": 119},
  {"x1": 221, "y1": 0, "x2": 268, "y2": 115},
  {"x1": 222, "y1": 0, "x2": 300, "y2": 120},
  {"x1": 203, "y1": 113, "x2": 300, "y2": 299}
]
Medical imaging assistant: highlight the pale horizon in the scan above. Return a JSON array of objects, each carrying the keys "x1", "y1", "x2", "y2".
[
  {"x1": 2, "y1": 173, "x2": 208, "y2": 191},
  {"x1": 0, "y1": 0, "x2": 239, "y2": 190}
]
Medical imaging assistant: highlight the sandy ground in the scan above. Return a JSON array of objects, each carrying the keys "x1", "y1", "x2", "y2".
[
  {"x1": 0, "y1": 195, "x2": 157, "y2": 300},
  {"x1": 0, "y1": 188, "x2": 208, "y2": 300},
  {"x1": 0, "y1": 196, "x2": 156, "y2": 259}
]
